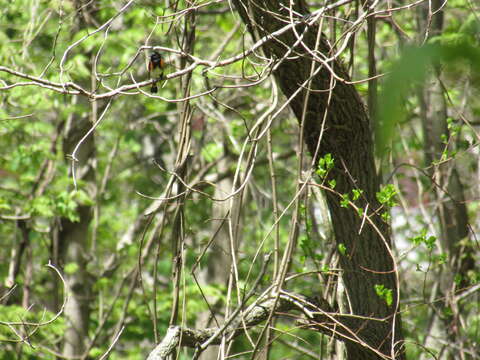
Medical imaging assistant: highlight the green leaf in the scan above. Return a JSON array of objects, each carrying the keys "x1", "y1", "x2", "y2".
[
  {"x1": 376, "y1": 184, "x2": 397, "y2": 207},
  {"x1": 89, "y1": 348, "x2": 104, "y2": 358},
  {"x1": 454, "y1": 274, "x2": 463, "y2": 285},
  {"x1": 340, "y1": 193, "x2": 350, "y2": 208},
  {"x1": 56, "y1": 191, "x2": 79, "y2": 222},
  {"x1": 30, "y1": 196, "x2": 55, "y2": 217},
  {"x1": 299, "y1": 235, "x2": 310, "y2": 251},
  {"x1": 201, "y1": 142, "x2": 223, "y2": 162},
  {"x1": 64, "y1": 262, "x2": 79, "y2": 275},
  {"x1": 381, "y1": 211, "x2": 391, "y2": 221},
  {"x1": 376, "y1": 41, "x2": 480, "y2": 156},
  {"x1": 352, "y1": 189, "x2": 363, "y2": 201},
  {"x1": 374, "y1": 284, "x2": 393, "y2": 306},
  {"x1": 316, "y1": 153, "x2": 334, "y2": 179},
  {"x1": 328, "y1": 179, "x2": 336, "y2": 189},
  {"x1": 409, "y1": 229, "x2": 437, "y2": 250},
  {"x1": 0, "y1": 198, "x2": 11, "y2": 211},
  {"x1": 72, "y1": 189, "x2": 94, "y2": 206}
]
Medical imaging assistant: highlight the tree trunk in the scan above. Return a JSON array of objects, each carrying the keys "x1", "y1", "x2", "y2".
[
  {"x1": 232, "y1": 1, "x2": 404, "y2": 359},
  {"x1": 195, "y1": 154, "x2": 235, "y2": 360},
  {"x1": 59, "y1": 109, "x2": 96, "y2": 358},
  {"x1": 58, "y1": 3, "x2": 104, "y2": 356},
  {"x1": 417, "y1": 2, "x2": 474, "y2": 358}
]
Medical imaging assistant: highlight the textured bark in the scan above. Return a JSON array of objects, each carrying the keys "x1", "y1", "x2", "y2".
[{"x1": 232, "y1": 1, "x2": 404, "y2": 359}]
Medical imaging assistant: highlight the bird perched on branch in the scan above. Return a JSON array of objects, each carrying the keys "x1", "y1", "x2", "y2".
[{"x1": 148, "y1": 51, "x2": 165, "y2": 93}]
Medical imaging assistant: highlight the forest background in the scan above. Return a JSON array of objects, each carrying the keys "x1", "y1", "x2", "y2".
[{"x1": 0, "y1": 0, "x2": 479, "y2": 359}]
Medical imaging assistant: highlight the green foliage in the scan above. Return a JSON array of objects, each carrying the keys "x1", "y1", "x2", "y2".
[
  {"x1": 376, "y1": 184, "x2": 397, "y2": 207},
  {"x1": 328, "y1": 178, "x2": 336, "y2": 189},
  {"x1": 29, "y1": 195, "x2": 55, "y2": 218},
  {"x1": 376, "y1": 184, "x2": 397, "y2": 221},
  {"x1": 55, "y1": 191, "x2": 80, "y2": 221},
  {"x1": 340, "y1": 193, "x2": 350, "y2": 208},
  {"x1": 1, "y1": 1, "x2": 478, "y2": 359},
  {"x1": 201, "y1": 142, "x2": 223, "y2": 162},
  {"x1": 376, "y1": 41, "x2": 480, "y2": 156},
  {"x1": 64, "y1": 262, "x2": 79, "y2": 275},
  {"x1": 410, "y1": 229, "x2": 437, "y2": 251},
  {"x1": 299, "y1": 233, "x2": 323, "y2": 266},
  {"x1": 374, "y1": 284, "x2": 393, "y2": 306},
  {"x1": 315, "y1": 153, "x2": 334, "y2": 179},
  {"x1": 0, "y1": 305, "x2": 65, "y2": 356},
  {"x1": 352, "y1": 188, "x2": 363, "y2": 201},
  {"x1": 338, "y1": 243, "x2": 347, "y2": 256}
]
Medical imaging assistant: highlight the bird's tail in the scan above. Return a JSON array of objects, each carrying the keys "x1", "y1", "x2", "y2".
[{"x1": 151, "y1": 80, "x2": 158, "y2": 93}]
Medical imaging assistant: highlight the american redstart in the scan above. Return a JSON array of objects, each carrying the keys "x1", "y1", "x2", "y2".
[{"x1": 148, "y1": 51, "x2": 165, "y2": 93}]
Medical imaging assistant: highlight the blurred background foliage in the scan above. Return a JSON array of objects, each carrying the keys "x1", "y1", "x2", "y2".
[{"x1": 0, "y1": 0, "x2": 479, "y2": 359}]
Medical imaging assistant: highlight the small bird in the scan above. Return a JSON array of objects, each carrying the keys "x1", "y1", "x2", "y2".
[{"x1": 148, "y1": 51, "x2": 165, "y2": 93}]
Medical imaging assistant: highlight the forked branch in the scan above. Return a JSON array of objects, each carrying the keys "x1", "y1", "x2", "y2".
[{"x1": 146, "y1": 290, "x2": 396, "y2": 360}]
